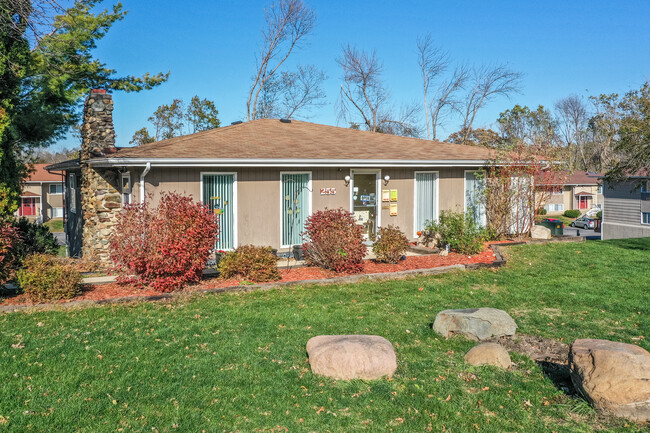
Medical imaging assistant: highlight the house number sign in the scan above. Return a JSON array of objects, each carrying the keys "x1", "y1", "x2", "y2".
[{"x1": 320, "y1": 188, "x2": 336, "y2": 195}]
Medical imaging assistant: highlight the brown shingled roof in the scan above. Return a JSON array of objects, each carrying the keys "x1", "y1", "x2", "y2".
[
  {"x1": 25, "y1": 164, "x2": 64, "y2": 182},
  {"x1": 107, "y1": 119, "x2": 494, "y2": 162},
  {"x1": 565, "y1": 171, "x2": 601, "y2": 185}
]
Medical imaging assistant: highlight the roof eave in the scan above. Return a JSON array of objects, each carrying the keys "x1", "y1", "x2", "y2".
[{"x1": 88, "y1": 158, "x2": 489, "y2": 168}]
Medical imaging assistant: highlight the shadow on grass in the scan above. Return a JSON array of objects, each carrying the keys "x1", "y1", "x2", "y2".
[
  {"x1": 605, "y1": 237, "x2": 650, "y2": 251},
  {"x1": 538, "y1": 361, "x2": 576, "y2": 396}
]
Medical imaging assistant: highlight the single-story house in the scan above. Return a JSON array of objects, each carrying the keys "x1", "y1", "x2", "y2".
[
  {"x1": 601, "y1": 173, "x2": 650, "y2": 240},
  {"x1": 16, "y1": 164, "x2": 65, "y2": 222},
  {"x1": 540, "y1": 171, "x2": 603, "y2": 214},
  {"x1": 48, "y1": 90, "x2": 493, "y2": 263}
]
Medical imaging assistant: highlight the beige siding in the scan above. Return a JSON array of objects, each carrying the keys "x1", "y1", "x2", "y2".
[{"x1": 137, "y1": 165, "x2": 478, "y2": 249}]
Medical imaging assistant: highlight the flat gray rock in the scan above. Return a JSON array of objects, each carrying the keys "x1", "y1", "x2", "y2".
[
  {"x1": 464, "y1": 343, "x2": 511, "y2": 369},
  {"x1": 531, "y1": 225, "x2": 552, "y2": 240},
  {"x1": 433, "y1": 308, "x2": 517, "y2": 341},
  {"x1": 306, "y1": 335, "x2": 397, "y2": 380},
  {"x1": 570, "y1": 339, "x2": 650, "y2": 422}
]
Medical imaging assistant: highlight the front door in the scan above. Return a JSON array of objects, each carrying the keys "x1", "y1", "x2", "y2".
[{"x1": 352, "y1": 170, "x2": 379, "y2": 240}]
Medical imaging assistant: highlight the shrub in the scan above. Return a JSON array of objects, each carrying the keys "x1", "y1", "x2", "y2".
[
  {"x1": 564, "y1": 209, "x2": 581, "y2": 218},
  {"x1": 12, "y1": 218, "x2": 58, "y2": 261},
  {"x1": 425, "y1": 210, "x2": 484, "y2": 255},
  {"x1": 0, "y1": 222, "x2": 21, "y2": 285},
  {"x1": 538, "y1": 208, "x2": 547, "y2": 215},
  {"x1": 16, "y1": 254, "x2": 82, "y2": 301},
  {"x1": 302, "y1": 208, "x2": 366, "y2": 273},
  {"x1": 373, "y1": 225, "x2": 409, "y2": 263},
  {"x1": 109, "y1": 192, "x2": 219, "y2": 292},
  {"x1": 596, "y1": 210, "x2": 602, "y2": 220},
  {"x1": 217, "y1": 245, "x2": 280, "y2": 282}
]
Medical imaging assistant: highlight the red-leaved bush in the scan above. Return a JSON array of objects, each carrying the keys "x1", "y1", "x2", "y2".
[
  {"x1": 372, "y1": 225, "x2": 410, "y2": 264},
  {"x1": 109, "y1": 192, "x2": 219, "y2": 292},
  {"x1": 0, "y1": 222, "x2": 21, "y2": 285},
  {"x1": 302, "y1": 208, "x2": 366, "y2": 273}
]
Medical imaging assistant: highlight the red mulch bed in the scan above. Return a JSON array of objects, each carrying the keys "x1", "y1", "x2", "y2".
[{"x1": 1, "y1": 243, "x2": 510, "y2": 307}]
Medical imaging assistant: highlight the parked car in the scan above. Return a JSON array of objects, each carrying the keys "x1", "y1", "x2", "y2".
[
  {"x1": 571, "y1": 216, "x2": 596, "y2": 229},
  {"x1": 542, "y1": 218, "x2": 565, "y2": 228}
]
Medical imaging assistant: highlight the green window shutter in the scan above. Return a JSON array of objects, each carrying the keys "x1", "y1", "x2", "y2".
[
  {"x1": 282, "y1": 173, "x2": 309, "y2": 246},
  {"x1": 416, "y1": 172, "x2": 438, "y2": 231},
  {"x1": 203, "y1": 174, "x2": 235, "y2": 250}
]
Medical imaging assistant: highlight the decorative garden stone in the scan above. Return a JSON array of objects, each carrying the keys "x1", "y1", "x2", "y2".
[
  {"x1": 569, "y1": 339, "x2": 650, "y2": 422},
  {"x1": 531, "y1": 225, "x2": 552, "y2": 240},
  {"x1": 464, "y1": 343, "x2": 511, "y2": 369},
  {"x1": 433, "y1": 308, "x2": 517, "y2": 341},
  {"x1": 306, "y1": 335, "x2": 397, "y2": 380}
]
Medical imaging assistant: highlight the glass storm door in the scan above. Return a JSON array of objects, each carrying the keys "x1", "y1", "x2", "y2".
[
  {"x1": 352, "y1": 171, "x2": 378, "y2": 240},
  {"x1": 282, "y1": 173, "x2": 310, "y2": 246},
  {"x1": 415, "y1": 172, "x2": 438, "y2": 233},
  {"x1": 203, "y1": 174, "x2": 235, "y2": 250}
]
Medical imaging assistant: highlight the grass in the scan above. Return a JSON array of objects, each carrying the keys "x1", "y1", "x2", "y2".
[
  {"x1": 536, "y1": 214, "x2": 576, "y2": 226},
  {"x1": 43, "y1": 219, "x2": 64, "y2": 232},
  {"x1": 0, "y1": 238, "x2": 649, "y2": 432}
]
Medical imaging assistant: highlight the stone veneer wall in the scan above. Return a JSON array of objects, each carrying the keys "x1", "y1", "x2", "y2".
[{"x1": 80, "y1": 91, "x2": 121, "y2": 264}]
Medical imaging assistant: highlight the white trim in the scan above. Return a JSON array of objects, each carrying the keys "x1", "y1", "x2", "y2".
[
  {"x1": 464, "y1": 169, "x2": 487, "y2": 227},
  {"x1": 641, "y1": 212, "x2": 650, "y2": 225},
  {"x1": 121, "y1": 172, "x2": 132, "y2": 205},
  {"x1": 279, "y1": 171, "x2": 312, "y2": 248},
  {"x1": 350, "y1": 169, "x2": 381, "y2": 239},
  {"x1": 200, "y1": 171, "x2": 238, "y2": 250},
  {"x1": 140, "y1": 162, "x2": 151, "y2": 204},
  {"x1": 413, "y1": 171, "x2": 439, "y2": 238},
  {"x1": 48, "y1": 184, "x2": 64, "y2": 195},
  {"x1": 90, "y1": 157, "x2": 487, "y2": 168}
]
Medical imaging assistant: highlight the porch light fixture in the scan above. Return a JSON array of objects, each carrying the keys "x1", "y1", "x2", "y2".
[
  {"x1": 344, "y1": 175, "x2": 351, "y2": 186},
  {"x1": 383, "y1": 175, "x2": 390, "y2": 185}
]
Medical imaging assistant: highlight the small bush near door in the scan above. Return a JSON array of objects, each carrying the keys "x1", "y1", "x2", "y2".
[
  {"x1": 109, "y1": 192, "x2": 219, "y2": 292},
  {"x1": 303, "y1": 208, "x2": 366, "y2": 273},
  {"x1": 16, "y1": 254, "x2": 82, "y2": 301},
  {"x1": 563, "y1": 209, "x2": 581, "y2": 218},
  {"x1": 373, "y1": 225, "x2": 409, "y2": 264},
  {"x1": 424, "y1": 210, "x2": 484, "y2": 255},
  {"x1": 217, "y1": 245, "x2": 280, "y2": 282}
]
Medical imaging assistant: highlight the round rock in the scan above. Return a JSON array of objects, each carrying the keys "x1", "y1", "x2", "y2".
[
  {"x1": 464, "y1": 343, "x2": 511, "y2": 369},
  {"x1": 569, "y1": 338, "x2": 650, "y2": 422},
  {"x1": 306, "y1": 335, "x2": 397, "y2": 380},
  {"x1": 433, "y1": 308, "x2": 517, "y2": 341}
]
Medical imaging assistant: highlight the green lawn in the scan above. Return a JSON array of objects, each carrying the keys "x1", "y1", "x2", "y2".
[
  {"x1": 43, "y1": 219, "x2": 64, "y2": 232},
  {"x1": 1, "y1": 239, "x2": 649, "y2": 432}
]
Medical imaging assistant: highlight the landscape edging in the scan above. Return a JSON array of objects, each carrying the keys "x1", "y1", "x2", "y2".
[{"x1": 0, "y1": 239, "x2": 582, "y2": 313}]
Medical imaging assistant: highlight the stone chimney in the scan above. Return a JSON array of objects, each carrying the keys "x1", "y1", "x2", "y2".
[{"x1": 80, "y1": 90, "x2": 122, "y2": 264}]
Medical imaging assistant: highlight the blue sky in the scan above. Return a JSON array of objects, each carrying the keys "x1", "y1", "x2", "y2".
[{"x1": 57, "y1": 0, "x2": 650, "y2": 149}]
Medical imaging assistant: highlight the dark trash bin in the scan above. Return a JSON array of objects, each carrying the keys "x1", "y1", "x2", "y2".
[
  {"x1": 539, "y1": 219, "x2": 564, "y2": 236},
  {"x1": 292, "y1": 245, "x2": 304, "y2": 261}
]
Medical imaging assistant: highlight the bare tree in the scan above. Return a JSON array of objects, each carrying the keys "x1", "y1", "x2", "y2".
[
  {"x1": 417, "y1": 34, "x2": 447, "y2": 140},
  {"x1": 555, "y1": 95, "x2": 590, "y2": 170},
  {"x1": 429, "y1": 66, "x2": 469, "y2": 141},
  {"x1": 338, "y1": 45, "x2": 419, "y2": 136},
  {"x1": 246, "y1": 0, "x2": 316, "y2": 121},
  {"x1": 256, "y1": 64, "x2": 327, "y2": 119},
  {"x1": 459, "y1": 65, "x2": 523, "y2": 142}
]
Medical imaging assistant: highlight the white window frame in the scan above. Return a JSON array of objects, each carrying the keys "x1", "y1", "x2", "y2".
[
  {"x1": 200, "y1": 171, "x2": 238, "y2": 250},
  {"x1": 413, "y1": 171, "x2": 439, "y2": 238},
  {"x1": 641, "y1": 180, "x2": 650, "y2": 193},
  {"x1": 464, "y1": 169, "x2": 486, "y2": 227},
  {"x1": 69, "y1": 173, "x2": 77, "y2": 213},
  {"x1": 50, "y1": 207, "x2": 64, "y2": 218},
  {"x1": 280, "y1": 171, "x2": 312, "y2": 248},
  {"x1": 642, "y1": 212, "x2": 650, "y2": 225},
  {"x1": 48, "y1": 184, "x2": 63, "y2": 195},
  {"x1": 597, "y1": 184, "x2": 603, "y2": 194},
  {"x1": 121, "y1": 172, "x2": 132, "y2": 205},
  {"x1": 349, "y1": 169, "x2": 382, "y2": 236}
]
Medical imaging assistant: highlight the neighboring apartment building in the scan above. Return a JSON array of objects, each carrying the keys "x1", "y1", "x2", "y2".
[
  {"x1": 542, "y1": 171, "x2": 603, "y2": 214},
  {"x1": 602, "y1": 176, "x2": 650, "y2": 240},
  {"x1": 17, "y1": 164, "x2": 65, "y2": 222}
]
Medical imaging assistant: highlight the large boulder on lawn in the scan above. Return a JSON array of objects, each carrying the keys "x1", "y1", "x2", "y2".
[
  {"x1": 306, "y1": 335, "x2": 397, "y2": 380},
  {"x1": 464, "y1": 343, "x2": 511, "y2": 369},
  {"x1": 569, "y1": 339, "x2": 650, "y2": 422},
  {"x1": 433, "y1": 308, "x2": 517, "y2": 341},
  {"x1": 531, "y1": 224, "x2": 552, "y2": 239}
]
